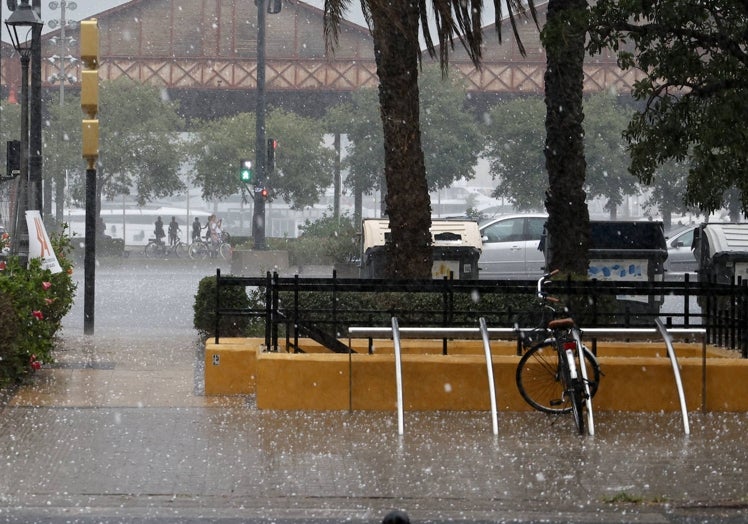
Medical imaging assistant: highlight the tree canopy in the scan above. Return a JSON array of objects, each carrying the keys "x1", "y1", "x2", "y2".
[
  {"x1": 99, "y1": 78, "x2": 185, "y2": 206},
  {"x1": 188, "y1": 109, "x2": 334, "y2": 209},
  {"x1": 589, "y1": 0, "x2": 748, "y2": 218},
  {"x1": 327, "y1": 65, "x2": 483, "y2": 199},
  {"x1": 484, "y1": 92, "x2": 638, "y2": 217}
]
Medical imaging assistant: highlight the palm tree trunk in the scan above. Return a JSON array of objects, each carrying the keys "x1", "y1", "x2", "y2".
[
  {"x1": 543, "y1": 0, "x2": 590, "y2": 275},
  {"x1": 370, "y1": 4, "x2": 432, "y2": 279}
]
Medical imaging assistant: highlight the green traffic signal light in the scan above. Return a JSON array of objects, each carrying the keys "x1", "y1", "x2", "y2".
[{"x1": 239, "y1": 159, "x2": 252, "y2": 182}]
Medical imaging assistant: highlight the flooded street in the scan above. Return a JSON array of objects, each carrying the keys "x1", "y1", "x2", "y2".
[{"x1": 0, "y1": 263, "x2": 745, "y2": 522}]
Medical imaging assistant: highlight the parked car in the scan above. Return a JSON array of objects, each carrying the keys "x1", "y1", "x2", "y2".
[
  {"x1": 665, "y1": 225, "x2": 698, "y2": 273},
  {"x1": 478, "y1": 213, "x2": 547, "y2": 279}
]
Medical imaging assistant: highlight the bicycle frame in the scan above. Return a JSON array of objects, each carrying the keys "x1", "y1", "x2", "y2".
[{"x1": 535, "y1": 270, "x2": 595, "y2": 436}]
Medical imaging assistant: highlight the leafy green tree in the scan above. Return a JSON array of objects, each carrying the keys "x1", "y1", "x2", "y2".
[
  {"x1": 484, "y1": 96, "x2": 546, "y2": 210},
  {"x1": 189, "y1": 109, "x2": 334, "y2": 209},
  {"x1": 324, "y1": 0, "x2": 537, "y2": 278},
  {"x1": 326, "y1": 89, "x2": 383, "y2": 222},
  {"x1": 583, "y1": 92, "x2": 638, "y2": 219},
  {"x1": 189, "y1": 112, "x2": 256, "y2": 204},
  {"x1": 642, "y1": 161, "x2": 694, "y2": 230},
  {"x1": 266, "y1": 109, "x2": 335, "y2": 209},
  {"x1": 589, "y1": 0, "x2": 748, "y2": 218},
  {"x1": 484, "y1": 92, "x2": 638, "y2": 216},
  {"x1": 43, "y1": 92, "x2": 85, "y2": 226},
  {"x1": 418, "y1": 66, "x2": 483, "y2": 191},
  {"x1": 98, "y1": 78, "x2": 186, "y2": 207}
]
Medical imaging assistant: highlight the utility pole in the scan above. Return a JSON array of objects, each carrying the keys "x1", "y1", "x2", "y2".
[{"x1": 252, "y1": 0, "x2": 267, "y2": 250}]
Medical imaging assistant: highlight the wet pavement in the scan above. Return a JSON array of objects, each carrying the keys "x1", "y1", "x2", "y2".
[{"x1": 0, "y1": 263, "x2": 746, "y2": 523}]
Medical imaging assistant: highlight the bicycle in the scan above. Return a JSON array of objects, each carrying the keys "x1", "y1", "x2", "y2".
[
  {"x1": 144, "y1": 235, "x2": 187, "y2": 258},
  {"x1": 188, "y1": 233, "x2": 232, "y2": 261},
  {"x1": 515, "y1": 270, "x2": 600, "y2": 435}
]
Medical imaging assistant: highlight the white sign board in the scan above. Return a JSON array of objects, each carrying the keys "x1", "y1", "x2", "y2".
[
  {"x1": 588, "y1": 259, "x2": 649, "y2": 303},
  {"x1": 26, "y1": 210, "x2": 63, "y2": 274}
]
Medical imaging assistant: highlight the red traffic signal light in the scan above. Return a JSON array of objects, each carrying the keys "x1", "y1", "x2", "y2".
[{"x1": 261, "y1": 188, "x2": 269, "y2": 200}]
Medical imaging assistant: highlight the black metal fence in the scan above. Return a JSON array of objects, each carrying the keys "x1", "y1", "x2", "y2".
[{"x1": 215, "y1": 269, "x2": 748, "y2": 357}]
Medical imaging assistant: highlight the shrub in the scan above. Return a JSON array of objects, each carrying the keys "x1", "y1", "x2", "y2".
[
  {"x1": 0, "y1": 225, "x2": 76, "y2": 387},
  {"x1": 288, "y1": 212, "x2": 358, "y2": 266},
  {"x1": 193, "y1": 275, "x2": 253, "y2": 338}
]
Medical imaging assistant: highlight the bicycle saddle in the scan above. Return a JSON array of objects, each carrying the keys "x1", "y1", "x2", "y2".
[{"x1": 548, "y1": 317, "x2": 575, "y2": 329}]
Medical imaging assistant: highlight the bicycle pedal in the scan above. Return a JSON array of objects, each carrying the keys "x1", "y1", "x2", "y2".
[{"x1": 550, "y1": 399, "x2": 564, "y2": 406}]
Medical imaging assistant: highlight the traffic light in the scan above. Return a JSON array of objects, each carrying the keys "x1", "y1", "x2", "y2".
[
  {"x1": 6, "y1": 140, "x2": 20, "y2": 179},
  {"x1": 239, "y1": 159, "x2": 253, "y2": 182},
  {"x1": 267, "y1": 138, "x2": 277, "y2": 172},
  {"x1": 260, "y1": 187, "x2": 269, "y2": 200}
]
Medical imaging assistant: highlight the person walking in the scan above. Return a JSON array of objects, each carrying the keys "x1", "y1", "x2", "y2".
[{"x1": 168, "y1": 216, "x2": 181, "y2": 246}]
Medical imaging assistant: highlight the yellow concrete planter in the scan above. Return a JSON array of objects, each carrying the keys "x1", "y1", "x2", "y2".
[{"x1": 205, "y1": 337, "x2": 748, "y2": 412}]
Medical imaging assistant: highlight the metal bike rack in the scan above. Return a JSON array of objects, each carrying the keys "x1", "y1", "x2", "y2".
[
  {"x1": 391, "y1": 317, "x2": 405, "y2": 436},
  {"x1": 349, "y1": 319, "x2": 503, "y2": 435},
  {"x1": 350, "y1": 322, "x2": 706, "y2": 436},
  {"x1": 655, "y1": 319, "x2": 691, "y2": 435},
  {"x1": 583, "y1": 325, "x2": 706, "y2": 436},
  {"x1": 571, "y1": 327, "x2": 595, "y2": 436}
]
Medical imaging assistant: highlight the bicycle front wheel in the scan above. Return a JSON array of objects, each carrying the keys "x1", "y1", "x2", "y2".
[
  {"x1": 218, "y1": 242, "x2": 232, "y2": 261},
  {"x1": 516, "y1": 342, "x2": 600, "y2": 414},
  {"x1": 189, "y1": 242, "x2": 209, "y2": 260}
]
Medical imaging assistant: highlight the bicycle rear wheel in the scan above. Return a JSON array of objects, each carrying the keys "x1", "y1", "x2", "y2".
[
  {"x1": 516, "y1": 341, "x2": 600, "y2": 414},
  {"x1": 174, "y1": 242, "x2": 188, "y2": 257}
]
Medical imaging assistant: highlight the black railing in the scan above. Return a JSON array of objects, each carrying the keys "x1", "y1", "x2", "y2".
[{"x1": 214, "y1": 269, "x2": 748, "y2": 357}]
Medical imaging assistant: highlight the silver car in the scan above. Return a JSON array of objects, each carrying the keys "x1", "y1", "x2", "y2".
[
  {"x1": 665, "y1": 226, "x2": 697, "y2": 273},
  {"x1": 478, "y1": 213, "x2": 547, "y2": 279}
]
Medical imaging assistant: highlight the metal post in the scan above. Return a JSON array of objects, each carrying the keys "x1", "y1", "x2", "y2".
[
  {"x1": 13, "y1": 53, "x2": 31, "y2": 265},
  {"x1": 83, "y1": 166, "x2": 96, "y2": 334},
  {"x1": 30, "y1": 1, "x2": 42, "y2": 214},
  {"x1": 252, "y1": 0, "x2": 267, "y2": 249}
]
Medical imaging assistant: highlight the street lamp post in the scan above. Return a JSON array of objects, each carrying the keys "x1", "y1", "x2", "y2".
[{"x1": 5, "y1": 0, "x2": 43, "y2": 265}]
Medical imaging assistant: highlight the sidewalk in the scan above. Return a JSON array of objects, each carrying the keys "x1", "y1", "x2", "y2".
[{"x1": 1, "y1": 330, "x2": 747, "y2": 523}]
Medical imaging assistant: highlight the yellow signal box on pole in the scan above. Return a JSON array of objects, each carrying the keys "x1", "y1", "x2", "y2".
[
  {"x1": 80, "y1": 19, "x2": 99, "y2": 168},
  {"x1": 80, "y1": 19, "x2": 99, "y2": 69}
]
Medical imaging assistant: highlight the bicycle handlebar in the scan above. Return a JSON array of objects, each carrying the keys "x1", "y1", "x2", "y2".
[{"x1": 536, "y1": 269, "x2": 560, "y2": 300}]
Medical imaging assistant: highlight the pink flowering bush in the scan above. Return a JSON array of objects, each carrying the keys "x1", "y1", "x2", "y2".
[{"x1": 0, "y1": 226, "x2": 76, "y2": 386}]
